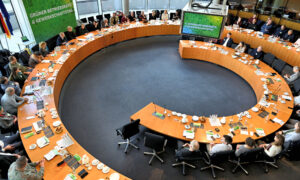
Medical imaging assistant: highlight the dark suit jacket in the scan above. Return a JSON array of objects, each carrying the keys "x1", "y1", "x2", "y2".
[
  {"x1": 222, "y1": 37, "x2": 233, "y2": 47},
  {"x1": 90, "y1": 24, "x2": 101, "y2": 31},
  {"x1": 247, "y1": 23, "x2": 258, "y2": 31},
  {"x1": 78, "y1": 27, "x2": 89, "y2": 36},
  {"x1": 273, "y1": 27, "x2": 287, "y2": 38},
  {"x1": 65, "y1": 31, "x2": 76, "y2": 41},
  {"x1": 56, "y1": 36, "x2": 67, "y2": 46},
  {"x1": 250, "y1": 49, "x2": 264, "y2": 60},
  {"x1": 283, "y1": 33, "x2": 295, "y2": 42}
]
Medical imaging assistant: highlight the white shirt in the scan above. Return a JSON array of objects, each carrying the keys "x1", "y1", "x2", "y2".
[
  {"x1": 223, "y1": 38, "x2": 230, "y2": 47},
  {"x1": 210, "y1": 143, "x2": 232, "y2": 155},
  {"x1": 161, "y1": 13, "x2": 168, "y2": 21},
  {"x1": 264, "y1": 145, "x2": 282, "y2": 157},
  {"x1": 294, "y1": 95, "x2": 300, "y2": 105}
]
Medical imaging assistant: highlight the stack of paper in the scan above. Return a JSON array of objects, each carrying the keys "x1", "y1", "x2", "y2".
[
  {"x1": 44, "y1": 149, "x2": 59, "y2": 161},
  {"x1": 36, "y1": 136, "x2": 50, "y2": 148},
  {"x1": 206, "y1": 131, "x2": 214, "y2": 141},
  {"x1": 255, "y1": 128, "x2": 266, "y2": 136},
  {"x1": 183, "y1": 130, "x2": 195, "y2": 139},
  {"x1": 282, "y1": 95, "x2": 292, "y2": 101},
  {"x1": 273, "y1": 118, "x2": 284, "y2": 125},
  {"x1": 56, "y1": 133, "x2": 74, "y2": 148}
]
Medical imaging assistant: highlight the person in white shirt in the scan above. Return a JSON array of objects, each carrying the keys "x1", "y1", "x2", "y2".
[
  {"x1": 207, "y1": 135, "x2": 232, "y2": 155},
  {"x1": 259, "y1": 133, "x2": 284, "y2": 157},
  {"x1": 278, "y1": 122, "x2": 300, "y2": 148},
  {"x1": 161, "y1": 10, "x2": 169, "y2": 21},
  {"x1": 294, "y1": 38, "x2": 300, "y2": 47},
  {"x1": 235, "y1": 41, "x2": 247, "y2": 53},
  {"x1": 284, "y1": 66, "x2": 300, "y2": 84}
]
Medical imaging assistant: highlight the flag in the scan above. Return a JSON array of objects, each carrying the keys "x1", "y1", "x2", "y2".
[{"x1": 0, "y1": 0, "x2": 13, "y2": 38}]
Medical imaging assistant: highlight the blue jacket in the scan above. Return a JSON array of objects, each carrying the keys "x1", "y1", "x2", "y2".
[
  {"x1": 273, "y1": 27, "x2": 287, "y2": 38},
  {"x1": 250, "y1": 48, "x2": 263, "y2": 60},
  {"x1": 260, "y1": 23, "x2": 273, "y2": 34},
  {"x1": 56, "y1": 36, "x2": 67, "y2": 46}
]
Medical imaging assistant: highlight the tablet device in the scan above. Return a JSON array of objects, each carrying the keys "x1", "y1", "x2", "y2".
[{"x1": 21, "y1": 126, "x2": 32, "y2": 134}]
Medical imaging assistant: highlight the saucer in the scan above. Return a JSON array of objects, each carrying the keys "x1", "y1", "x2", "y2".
[
  {"x1": 102, "y1": 166, "x2": 110, "y2": 174},
  {"x1": 97, "y1": 163, "x2": 104, "y2": 170},
  {"x1": 92, "y1": 159, "x2": 99, "y2": 166},
  {"x1": 110, "y1": 173, "x2": 120, "y2": 180},
  {"x1": 192, "y1": 116, "x2": 199, "y2": 121},
  {"x1": 53, "y1": 121, "x2": 61, "y2": 127},
  {"x1": 251, "y1": 107, "x2": 258, "y2": 112},
  {"x1": 29, "y1": 144, "x2": 37, "y2": 150}
]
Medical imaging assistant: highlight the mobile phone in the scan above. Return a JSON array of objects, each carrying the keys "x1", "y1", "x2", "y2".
[
  {"x1": 254, "y1": 132, "x2": 259, "y2": 137},
  {"x1": 78, "y1": 169, "x2": 86, "y2": 176}
]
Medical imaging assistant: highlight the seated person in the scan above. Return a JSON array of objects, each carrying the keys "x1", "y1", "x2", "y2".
[
  {"x1": 260, "y1": 19, "x2": 273, "y2": 34},
  {"x1": 0, "y1": 106, "x2": 18, "y2": 132},
  {"x1": 222, "y1": 32, "x2": 233, "y2": 47},
  {"x1": 28, "y1": 51, "x2": 42, "y2": 68},
  {"x1": 149, "y1": 10, "x2": 157, "y2": 20},
  {"x1": 235, "y1": 137, "x2": 256, "y2": 157},
  {"x1": 0, "y1": 76, "x2": 21, "y2": 96},
  {"x1": 234, "y1": 17, "x2": 242, "y2": 27},
  {"x1": 247, "y1": 18, "x2": 258, "y2": 31},
  {"x1": 78, "y1": 24, "x2": 89, "y2": 36},
  {"x1": 8, "y1": 156, "x2": 45, "y2": 180},
  {"x1": 65, "y1": 26, "x2": 76, "y2": 41},
  {"x1": 38, "y1": 41, "x2": 49, "y2": 57},
  {"x1": 128, "y1": 11, "x2": 136, "y2": 22},
  {"x1": 8, "y1": 56, "x2": 31, "y2": 75},
  {"x1": 161, "y1": 10, "x2": 169, "y2": 21},
  {"x1": 0, "y1": 132, "x2": 23, "y2": 154},
  {"x1": 248, "y1": 14, "x2": 257, "y2": 24},
  {"x1": 173, "y1": 10, "x2": 181, "y2": 20},
  {"x1": 1, "y1": 87, "x2": 27, "y2": 115},
  {"x1": 0, "y1": 152, "x2": 19, "y2": 179},
  {"x1": 294, "y1": 38, "x2": 300, "y2": 47},
  {"x1": 110, "y1": 12, "x2": 119, "y2": 26},
  {"x1": 259, "y1": 133, "x2": 284, "y2": 157},
  {"x1": 102, "y1": 18, "x2": 110, "y2": 28},
  {"x1": 207, "y1": 135, "x2": 232, "y2": 155},
  {"x1": 250, "y1": 45, "x2": 264, "y2": 60},
  {"x1": 121, "y1": 13, "x2": 128, "y2": 24},
  {"x1": 139, "y1": 11, "x2": 147, "y2": 21},
  {"x1": 235, "y1": 41, "x2": 247, "y2": 53},
  {"x1": 278, "y1": 122, "x2": 300, "y2": 148},
  {"x1": 91, "y1": 21, "x2": 101, "y2": 31},
  {"x1": 284, "y1": 66, "x2": 299, "y2": 84},
  {"x1": 283, "y1": 30, "x2": 295, "y2": 42},
  {"x1": 176, "y1": 140, "x2": 200, "y2": 158},
  {"x1": 9, "y1": 67, "x2": 27, "y2": 88},
  {"x1": 273, "y1": 25, "x2": 287, "y2": 38},
  {"x1": 56, "y1": 32, "x2": 68, "y2": 46}
]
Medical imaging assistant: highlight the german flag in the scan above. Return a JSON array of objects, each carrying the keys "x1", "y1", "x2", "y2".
[
  {"x1": 0, "y1": 12, "x2": 11, "y2": 38},
  {"x1": 0, "y1": 1, "x2": 13, "y2": 38}
]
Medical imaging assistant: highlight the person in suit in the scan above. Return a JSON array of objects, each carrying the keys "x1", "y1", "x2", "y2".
[
  {"x1": 260, "y1": 19, "x2": 273, "y2": 34},
  {"x1": 56, "y1": 32, "x2": 67, "y2": 46},
  {"x1": 0, "y1": 132, "x2": 23, "y2": 154},
  {"x1": 28, "y1": 51, "x2": 43, "y2": 68},
  {"x1": 110, "y1": 12, "x2": 119, "y2": 26},
  {"x1": 247, "y1": 18, "x2": 258, "y2": 31},
  {"x1": 175, "y1": 140, "x2": 200, "y2": 158},
  {"x1": 38, "y1": 41, "x2": 49, "y2": 57},
  {"x1": 294, "y1": 38, "x2": 300, "y2": 47},
  {"x1": 128, "y1": 11, "x2": 136, "y2": 22},
  {"x1": 283, "y1": 30, "x2": 295, "y2": 42},
  {"x1": 222, "y1": 32, "x2": 233, "y2": 47},
  {"x1": 149, "y1": 10, "x2": 157, "y2": 20},
  {"x1": 161, "y1": 10, "x2": 169, "y2": 21},
  {"x1": 65, "y1": 26, "x2": 76, "y2": 41},
  {"x1": 0, "y1": 76, "x2": 21, "y2": 96},
  {"x1": 91, "y1": 21, "x2": 101, "y2": 31},
  {"x1": 102, "y1": 18, "x2": 109, "y2": 28},
  {"x1": 273, "y1": 25, "x2": 287, "y2": 38},
  {"x1": 173, "y1": 9, "x2": 181, "y2": 20},
  {"x1": 139, "y1": 11, "x2": 147, "y2": 21},
  {"x1": 0, "y1": 153, "x2": 19, "y2": 179},
  {"x1": 284, "y1": 66, "x2": 299, "y2": 84},
  {"x1": 250, "y1": 46, "x2": 264, "y2": 59},
  {"x1": 235, "y1": 41, "x2": 247, "y2": 53},
  {"x1": 0, "y1": 106, "x2": 18, "y2": 132},
  {"x1": 78, "y1": 24, "x2": 89, "y2": 36}
]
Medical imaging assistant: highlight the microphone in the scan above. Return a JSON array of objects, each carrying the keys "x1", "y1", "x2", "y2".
[{"x1": 153, "y1": 102, "x2": 157, "y2": 113}]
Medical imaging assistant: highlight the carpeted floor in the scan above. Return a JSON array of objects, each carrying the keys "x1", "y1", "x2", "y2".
[{"x1": 59, "y1": 36, "x2": 300, "y2": 180}]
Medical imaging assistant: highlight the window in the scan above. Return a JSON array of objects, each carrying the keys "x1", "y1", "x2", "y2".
[
  {"x1": 101, "y1": 0, "x2": 122, "y2": 12},
  {"x1": 148, "y1": 0, "x2": 169, "y2": 10},
  {"x1": 0, "y1": 0, "x2": 22, "y2": 52},
  {"x1": 76, "y1": 0, "x2": 99, "y2": 18},
  {"x1": 129, "y1": 0, "x2": 146, "y2": 10},
  {"x1": 170, "y1": 0, "x2": 189, "y2": 10}
]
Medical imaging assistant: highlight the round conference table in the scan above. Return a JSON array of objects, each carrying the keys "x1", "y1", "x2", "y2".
[
  {"x1": 131, "y1": 40, "x2": 294, "y2": 144},
  {"x1": 18, "y1": 22, "x2": 180, "y2": 180},
  {"x1": 17, "y1": 22, "x2": 294, "y2": 179}
]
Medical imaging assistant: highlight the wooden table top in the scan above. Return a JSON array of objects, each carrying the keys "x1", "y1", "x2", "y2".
[
  {"x1": 222, "y1": 26, "x2": 300, "y2": 67},
  {"x1": 17, "y1": 22, "x2": 180, "y2": 180},
  {"x1": 130, "y1": 40, "x2": 294, "y2": 144}
]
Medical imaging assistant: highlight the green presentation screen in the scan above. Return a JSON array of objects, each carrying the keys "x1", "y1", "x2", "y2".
[
  {"x1": 23, "y1": 0, "x2": 77, "y2": 43},
  {"x1": 181, "y1": 12, "x2": 224, "y2": 39}
]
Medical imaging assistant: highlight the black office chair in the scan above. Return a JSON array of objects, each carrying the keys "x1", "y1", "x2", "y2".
[
  {"x1": 172, "y1": 148, "x2": 202, "y2": 176},
  {"x1": 116, "y1": 119, "x2": 140, "y2": 153},
  {"x1": 4, "y1": 64, "x2": 11, "y2": 77},
  {"x1": 255, "y1": 152, "x2": 282, "y2": 173},
  {"x1": 281, "y1": 64, "x2": 293, "y2": 76},
  {"x1": 283, "y1": 140, "x2": 300, "y2": 161},
  {"x1": 136, "y1": 11, "x2": 141, "y2": 17},
  {"x1": 201, "y1": 150, "x2": 234, "y2": 178},
  {"x1": 19, "y1": 50, "x2": 30, "y2": 66},
  {"x1": 272, "y1": 58, "x2": 286, "y2": 74},
  {"x1": 231, "y1": 43, "x2": 238, "y2": 49},
  {"x1": 80, "y1": 18, "x2": 87, "y2": 23},
  {"x1": 143, "y1": 132, "x2": 167, "y2": 165},
  {"x1": 104, "y1": 14, "x2": 111, "y2": 22},
  {"x1": 170, "y1": 13, "x2": 175, "y2": 20},
  {"x1": 85, "y1": 24, "x2": 94, "y2": 32},
  {"x1": 31, "y1": 44, "x2": 39, "y2": 52},
  {"x1": 96, "y1": 15, "x2": 103, "y2": 23},
  {"x1": 229, "y1": 148, "x2": 263, "y2": 175},
  {"x1": 87, "y1": 16, "x2": 95, "y2": 23},
  {"x1": 263, "y1": 53, "x2": 275, "y2": 66}
]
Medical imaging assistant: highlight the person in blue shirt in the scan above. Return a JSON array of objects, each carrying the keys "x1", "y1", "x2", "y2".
[
  {"x1": 273, "y1": 25, "x2": 287, "y2": 38},
  {"x1": 283, "y1": 30, "x2": 295, "y2": 43},
  {"x1": 260, "y1": 19, "x2": 273, "y2": 34},
  {"x1": 250, "y1": 45, "x2": 264, "y2": 60},
  {"x1": 56, "y1": 32, "x2": 67, "y2": 46}
]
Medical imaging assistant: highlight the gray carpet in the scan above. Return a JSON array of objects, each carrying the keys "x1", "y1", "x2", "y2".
[{"x1": 59, "y1": 36, "x2": 300, "y2": 180}]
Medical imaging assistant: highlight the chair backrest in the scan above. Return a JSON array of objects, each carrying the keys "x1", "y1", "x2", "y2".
[
  {"x1": 293, "y1": 78, "x2": 300, "y2": 93},
  {"x1": 211, "y1": 150, "x2": 235, "y2": 163},
  {"x1": 179, "y1": 150, "x2": 202, "y2": 161},
  {"x1": 88, "y1": 16, "x2": 95, "y2": 23},
  {"x1": 231, "y1": 43, "x2": 238, "y2": 49},
  {"x1": 281, "y1": 64, "x2": 293, "y2": 76},
  {"x1": 286, "y1": 140, "x2": 300, "y2": 160},
  {"x1": 263, "y1": 53, "x2": 275, "y2": 66},
  {"x1": 46, "y1": 34, "x2": 59, "y2": 52},
  {"x1": 85, "y1": 23, "x2": 94, "y2": 32},
  {"x1": 104, "y1": 14, "x2": 111, "y2": 22},
  {"x1": 96, "y1": 15, "x2": 103, "y2": 22},
  {"x1": 80, "y1": 18, "x2": 87, "y2": 23},
  {"x1": 144, "y1": 132, "x2": 166, "y2": 151},
  {"x1": 136, "y1": 11, "x2": 141, "y2": 16},
  {"x1": 272, "y1": 58, "x2": 286, "y2": 74},
  {"x1": 31, "y1": 44, "x2": 39, "y2": 53},
  {"x1": 238, "y1": 147, "x2": 263, "y2": 162},
  {"x1": 4, "y1": 64, "x2": 10, "y2": 77},
  {"x1": 118, "y1": 119, "x2": 140, "y2": 140},
  {"x1": 19, "y1": 50, "x2": 30, "y2": 66}
]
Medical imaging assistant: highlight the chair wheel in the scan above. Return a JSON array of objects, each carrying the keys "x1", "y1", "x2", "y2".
[
  {"x1": 232, "y1": 170, "x2": 236, "y2": 174},
  {"x1": 265, "y1": 169, "x2": 269, "y2": 173},
  {"x1": 149, "y1": 163, "x2": 152, "y2": 166}
]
